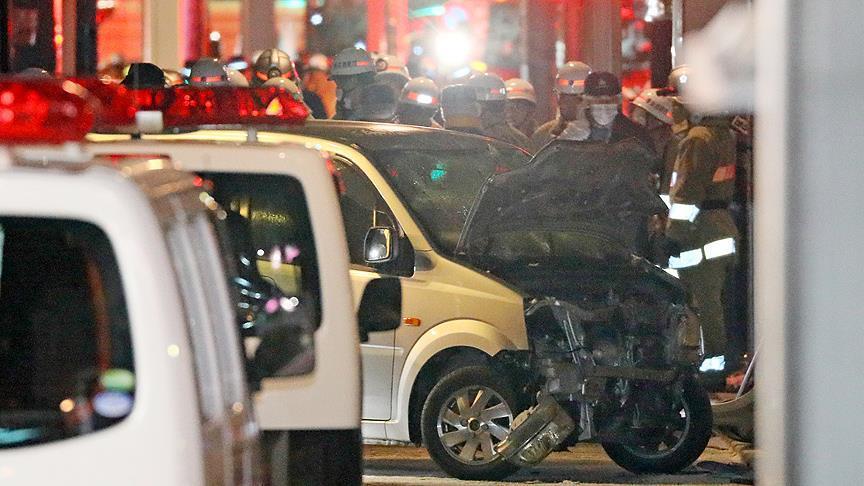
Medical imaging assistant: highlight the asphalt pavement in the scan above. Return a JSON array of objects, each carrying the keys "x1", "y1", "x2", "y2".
[{"x1": 363, "y1": 436, "x2": 753, "y2": 485}]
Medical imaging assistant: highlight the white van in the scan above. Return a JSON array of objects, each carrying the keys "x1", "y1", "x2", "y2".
[
  {"x1": 0, "y1": 83, "x2": 258, "y2": 484},
  {"x1": 93, "y1": 121, "x2": 533, "y2": 480}
]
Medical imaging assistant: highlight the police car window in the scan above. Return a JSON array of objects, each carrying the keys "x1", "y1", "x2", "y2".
[
  {"x1": 0, "y1": 218, "x2": 134, "y2": 448},
  {"x1": 200, "y1": 173, "x2": 321, "y2": 328},
  {"x1": 331, "y1": 157, "x2": 397, "y2": 266}
]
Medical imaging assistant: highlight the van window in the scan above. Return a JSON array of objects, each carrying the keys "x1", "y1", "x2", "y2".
[
  {"x1": 0, "y1": 218, "x2": 133, "y2": 448},
  {"x1": 331, "y1": 157, "x2": 399, "y2": 266}
]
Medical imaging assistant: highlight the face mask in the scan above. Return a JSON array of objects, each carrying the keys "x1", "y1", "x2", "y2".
[{"x1": 590, "y1": 104, "x2": 618, "y2": 126}]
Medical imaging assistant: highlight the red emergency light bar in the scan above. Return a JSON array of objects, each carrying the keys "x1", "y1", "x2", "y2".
[
  {"x1": 68, "y1": 78, "x2": 138, "y2": 130},
  {"x1": 0, "y1": 80, "x2": 96, "y2": 144},
  {"x1": 128, "y1": 86, "x2": 309, "y2": 128}
]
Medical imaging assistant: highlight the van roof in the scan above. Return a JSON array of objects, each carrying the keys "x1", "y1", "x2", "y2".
[{"x1": 272, "y1": 120, "x2": 528, "y2": 154}]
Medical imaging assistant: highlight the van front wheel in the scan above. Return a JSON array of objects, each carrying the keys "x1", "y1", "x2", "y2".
[{"x1": 421, "y1": 366, "x2": 522, "y2": 481}]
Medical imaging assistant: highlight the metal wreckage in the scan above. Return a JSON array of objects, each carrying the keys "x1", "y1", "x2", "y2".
[{"x1": 455, "y1": 138, "x2": 712, "y2": 474}]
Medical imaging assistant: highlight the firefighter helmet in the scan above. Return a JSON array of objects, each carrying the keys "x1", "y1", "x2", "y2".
[
  {"x1": 400, "y1": 77, "x2": 440, "y2": 108},
  {"x1": 331, "y1": 47, "x2": 376, "y2": 77},
  {"x1": 121, "y1": 63, "x2": 166, "y2": 88},
  {"x1": 188, "y1": 58, "x2": 230, "y2": 86},
  {"x1": 504, "y1": 78, "x2": 536, "y2": 104},
  {"x1": 466, "y1": 72, "x2": 506, "y2": 102},
  {"x1": 631, "y1": 88, "x2": 674, "y2": 125},
  {"x1": 555, "y1": 61, "x2": 592, "y2": 95},
  {"x1": 252, "y1": 48, "x2": 298, "y2": 86}
]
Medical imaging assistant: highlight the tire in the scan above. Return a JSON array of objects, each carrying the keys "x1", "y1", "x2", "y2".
[
  {"x1": 262, "y1": 429, "x2": 362, "y2": 485},
  {"x1": 602, "y1": 377, "x2": 712, "y2": 474},
  {"x1": 421, "y1": 365, "x2": 523, "y2": 481}
]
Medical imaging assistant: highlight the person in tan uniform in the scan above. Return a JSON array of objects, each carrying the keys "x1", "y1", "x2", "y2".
[
  {"x1": 531, "y1": 61, "x2": 592, "y2": 151},
  {"x1": 664, "y1": 89, "x2": 739, "y2": 372},
  {"x1": 466, "y1": 73, "x2": 531, "y2": 149}
]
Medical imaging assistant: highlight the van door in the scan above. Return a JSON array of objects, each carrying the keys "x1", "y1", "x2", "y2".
[{"x1": 331, "y1": 157, "x2": 398, "y2": 421}]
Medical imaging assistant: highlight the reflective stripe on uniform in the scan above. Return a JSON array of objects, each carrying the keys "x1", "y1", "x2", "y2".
[
  {"x1": 660, "y1": 194, "x2": 671, "y2": 209},
  {"x1": 668, "y1": 203, "x2": 700, "y2": 222},
  {"x1": 668, "y1": 238, "x2": 736, "y2": 270},
  {"x1": 712, "y1": 164, "x2": 736, "y2": 182},
  {"x1": 703, "y1": 237, "x2": 736, "y2": 259},
  {"x1": 668, "y1": 248, "x2": 703, "y2": 269}
]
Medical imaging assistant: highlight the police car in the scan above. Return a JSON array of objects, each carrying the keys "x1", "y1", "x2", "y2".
[
  {"x1": 0, "y1": 80, "x2": 259, "y2": 485},
  {"x1": 84, "y1": 84, "x2": 401, "y2": 485}
]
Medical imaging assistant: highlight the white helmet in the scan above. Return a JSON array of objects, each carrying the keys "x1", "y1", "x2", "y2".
[
  {"x1": 466, "y1": 73, "x2": 507, "y2": 102},
  {"x1": 400, "y1": 77, "x2": 440, "y2": 107},
  {"x1": 504, "y1": 78, "x2": 536, "y2": 104},
  {"x1": 667, "y1": 64, "x2": 691, "y2": 101},
  {"x1": 307, "y1": 53, "x2": 329, "y2": 71},
  {"x1": 226, "y1": 68, "x2": 249, "y2": 87},
  {"x1": 331, "y1": 47, "x2": 376, "y2": 76},
  {"x1": 375, "y1": 54, "x2": 410, "y2": 78},
  {"x1": 555, "y1": 61, "x2": 592, "y2": 95},
  {"x1": 631, "y1": 88, "x2": 673, "y2": 125}
]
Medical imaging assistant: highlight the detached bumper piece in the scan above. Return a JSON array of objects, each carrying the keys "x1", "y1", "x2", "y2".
[{"x1": 495, "y1": 395, "x2": 576, "y2": 467}]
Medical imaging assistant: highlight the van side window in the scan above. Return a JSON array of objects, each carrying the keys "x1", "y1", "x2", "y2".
[
  {"x1": 331, "y1": 157, "x2": 397, "y2": 266},
  {"x1": 0, "y1": 218, "x2": 134, "y2": 448}
]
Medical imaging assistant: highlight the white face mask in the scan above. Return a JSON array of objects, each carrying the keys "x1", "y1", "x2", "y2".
[{"x1": 590, "y1": 104, "x2": 618, "y2": 126}]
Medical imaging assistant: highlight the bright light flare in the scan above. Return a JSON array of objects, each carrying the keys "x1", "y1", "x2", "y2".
[{"x1": 435, "y1": 32, "x2": 470, "y2": 67}]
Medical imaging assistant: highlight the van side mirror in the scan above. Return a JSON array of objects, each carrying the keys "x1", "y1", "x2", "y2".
[
  {"x1": 357, "y1": 277, "x2": 402, "y2": 343},
  {"x1": 364, "y1": 227, "x2": 397, "y2": 264}
]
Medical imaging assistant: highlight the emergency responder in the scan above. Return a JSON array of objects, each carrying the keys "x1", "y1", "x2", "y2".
[
  {"x1": 349, "y1": 83, "x2": 398, "y2": 123},
  {"x1": 252, "y1": 48, "x2": 326, "y2": 119},
  {"x1": 583, "y1": 71, "x2": 658, "y2": 154},
  {"x1": 396, "y1": 77, "x2": 441, "y2": 127},
  {"x1": 466, "y1": 73, "x2": 530, "y2": 148},
  {"x1": 375, "y1": 54, "x2": 410, "y2": 78},
  {"x1": 660, "y1": 66, "x2": 696, "y2": 207},
  {"x1": 121, "y1": 62, "x2": 167, "y2": 88},
  {"x1": 330, "y1": 47, "x2": 377, "y2": 120},
  {"x1": 628, "y1": 85, "x2": 682, "y2": 263},
  {"x1": 440, "y1": 84, "x2": 483, "y2": 135},
  {"x1": 630, "y1": 87, "x2": 675, "y2": 155},
  {"x1": 532, "y1": 61, "x2": 592, "y2": 149},
  {"x1": 505, "y1": 78, "x2": 537, "y2": 140},
  {"x1": 188, "y1": 58, "x2": 230, "y2": 86},
  {"x1": 303, "y1": 53, "x2": 337, "y2": 118},
  {"x1": 375, "y1": 71, "x2": 411, "y2": 103},
  {"x1": 664, "y1": 71, "x2": 739, "y2": 373},
  {"x1": 250, "y1": 48, "x2": 299, "y2": 87}
]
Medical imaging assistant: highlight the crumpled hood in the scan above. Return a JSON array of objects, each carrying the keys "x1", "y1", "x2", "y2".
[{"x1": 457, "y1": 138, "x2": 666, "y2": 263}]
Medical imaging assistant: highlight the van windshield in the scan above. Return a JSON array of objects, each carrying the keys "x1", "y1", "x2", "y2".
[{"x1": 369, "y1": 142, "x2": 529, "y2": 255}]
